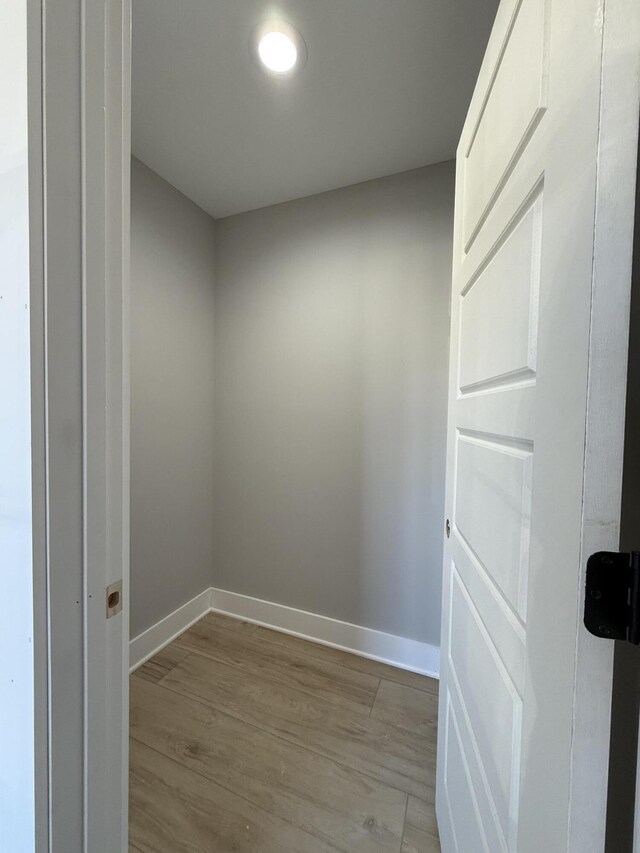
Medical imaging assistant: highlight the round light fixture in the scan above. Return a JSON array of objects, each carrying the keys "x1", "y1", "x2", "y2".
[
  {"x1": 250, "y1": 20, "x2": 307, "y2": 77},
  {"x1": 259, "y1": 31, "x2": 297, "y2": 73}
]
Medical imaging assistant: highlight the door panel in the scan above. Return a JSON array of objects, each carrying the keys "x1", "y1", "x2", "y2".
[
  {"x1": 436, "y1": 0, "x2": 640, "y2": 850},
  {"x1": 452, "y1": 537, "x2": 526, "y2": 695},
  {"x1": 462, "y1": 0, "x2": 548, "y2": 251},
  {"x1": 449, "y1": 567, "x2": 522, "y2": 842},
  {"x1": 443, "y1": 697, "x2": 492, "y2": 853},
  {"x1": 459, "y1": 194, "x2": 542, "y2": 393},
  {"x1": 455, "y1": 436, "x2": 532, "y2": 618}
]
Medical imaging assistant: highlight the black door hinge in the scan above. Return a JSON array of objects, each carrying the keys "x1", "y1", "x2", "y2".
[{"x1": 584, "y1": 551, "x2": 640, "y2": 644}]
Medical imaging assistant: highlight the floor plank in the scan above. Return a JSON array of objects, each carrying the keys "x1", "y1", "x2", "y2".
[
  {"x1": 207, "y1": 610, "x2": 259, "y2": 634},
  {"x1": 252, "y1": 625, "x2": 439, "y2": 695},
  {"x1": 131, "y1": 676, "x2": 407, "y2": 853},
  {"x1": 132, "y1": 644, "x2": 190, "y2": 684},
  {"x1": 371, "y1": 679, "x2": 439, "y2": 739},
  {"x1": 405, "y1": 795, "x2": 439, "y2": 843},
  {"x1": 401, "y1": 823, "x2": 441, "y2": 853},
  {"x1": 173, "y1": 613, "x2": 381, "y2": 715},
  {"x1": 130, "y1": 739, "x2": 339, "y2": 853},
  {"x1": 160, "y1": 649, "x2": 436, "y2": 799}
]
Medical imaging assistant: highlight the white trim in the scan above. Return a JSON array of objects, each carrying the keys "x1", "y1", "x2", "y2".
[
  {"x1": 210, "y1": 588, "x2": 440, "y2": 678},
  {"x1": 570, "y1": 0, "x2": 640, "y2": 850},
  {"x1": 129, "y1": 588, "x2": 213, "y2": 672},
  {"x1": 129, "y1": 586, "x2": 440, "y2": 678}
]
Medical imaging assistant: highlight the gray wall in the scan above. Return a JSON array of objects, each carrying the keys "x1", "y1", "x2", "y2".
[
  {"x1": 130, "y1": 158, "x2": 216, "y2": 637},
  {"x1": 213, "y1": 163, "x2": 453, "y2": 645}
]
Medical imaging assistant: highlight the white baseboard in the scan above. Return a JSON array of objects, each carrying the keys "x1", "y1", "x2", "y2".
[
  {"x1": 129, "y1": 587, "x2": 212, "y2": 672},
  {"x1": 211, "y1": 588, "x2": 440, "y2": 679},
  {"x1": 129, "y1": 586, "x2": 440, "y2": 678}
]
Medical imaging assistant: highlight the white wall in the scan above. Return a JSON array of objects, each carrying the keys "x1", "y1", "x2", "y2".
[
  {"x1": 130, "y1": 158, "x2": 216, "y2": 637},
  {"x1": 0, "y1": 1, "x2": 35, "y2": 848},
  {"x1": 213, "y1": 163, "x2": 453, "y2": 645}
]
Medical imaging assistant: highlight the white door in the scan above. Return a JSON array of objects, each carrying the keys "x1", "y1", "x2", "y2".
[{"x1": 436, "y1": 0, "x2": 640, "y2": 851}]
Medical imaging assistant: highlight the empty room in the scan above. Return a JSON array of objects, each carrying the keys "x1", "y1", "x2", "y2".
[
  {"x1": 5, "y1": 0, "x2": 640, "y2": 851},
  {"x1": 127, "y1": 2, "x2": 495, "y2": 850}
]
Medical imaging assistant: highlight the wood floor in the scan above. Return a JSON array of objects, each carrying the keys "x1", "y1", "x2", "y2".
[{"x1": 129, "y1": 611, "x2": 441, "y2": 853}]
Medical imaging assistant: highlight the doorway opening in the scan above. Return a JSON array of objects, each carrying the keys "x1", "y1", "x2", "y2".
[{"x1": 126, "y1": 2, "x2": 497, "y2": 851}]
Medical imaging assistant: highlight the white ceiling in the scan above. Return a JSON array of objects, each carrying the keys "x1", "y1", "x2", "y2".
[{"x1": 132, "y1": 0, "x2": 498, "y2": 219}]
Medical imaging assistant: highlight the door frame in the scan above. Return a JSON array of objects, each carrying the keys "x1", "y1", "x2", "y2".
[
  {"x1": 568, "y1": 0, "x2": 640, "y2": 847},
  {"x1": 28, "y1": 0, "x2": 131, "y2": 848}
]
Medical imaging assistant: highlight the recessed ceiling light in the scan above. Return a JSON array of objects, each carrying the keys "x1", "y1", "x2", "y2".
[
  {"x1": 250, "y1": 20, "x2": 307, "y2": 78},
  {"x1": 259, "y1": 31, "x2": 297, "y2": 73}
]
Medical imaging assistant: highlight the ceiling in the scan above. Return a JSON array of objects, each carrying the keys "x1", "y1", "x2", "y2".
[{"x1": 132, "y1": 0, "x2": 499, "y2": 219}]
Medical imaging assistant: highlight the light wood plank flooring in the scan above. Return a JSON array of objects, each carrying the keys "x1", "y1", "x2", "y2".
[{"x1": 129, "y1": 611, "x2": 441, "y2": 853}]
